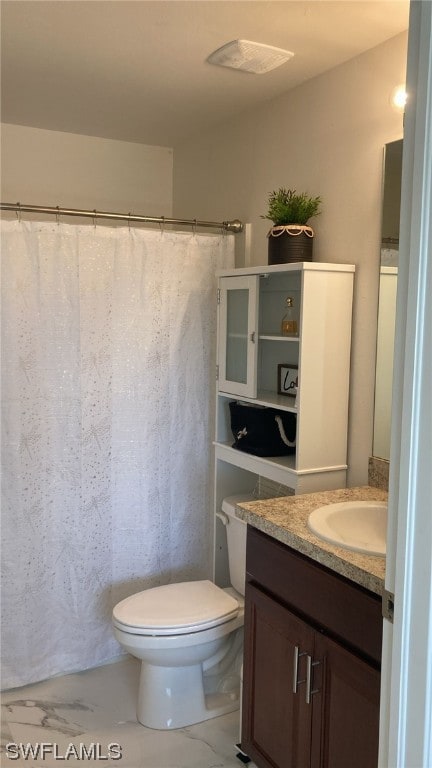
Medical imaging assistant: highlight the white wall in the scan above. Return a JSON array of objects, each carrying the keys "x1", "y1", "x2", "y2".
[
  {"x1": 173, "y1": 33, "x2": 407, "y2": 487},
  {"x1": 1, "y1": 124, "x2": 173, "y2": 217}
]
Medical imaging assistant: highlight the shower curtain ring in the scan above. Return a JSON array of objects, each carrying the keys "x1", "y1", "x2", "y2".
[
  {"x1": 93, "y1": 209, "x2": 97, "y2": 229},
  {"x1": 159, "y1": 216, "x2": 165, "y2": 235},
  {"x1": 128, "y1": 212, "x2": 131, "y2": 232},
  {"x1": 56, "y1": 206, "x2": 60, "y2": 226},
  {"x1": 192, "y1": 219, "x2": 197, "y2": 236},
  {"x1": 16, "y1": 202, "x2": 22, "y2": 223}
]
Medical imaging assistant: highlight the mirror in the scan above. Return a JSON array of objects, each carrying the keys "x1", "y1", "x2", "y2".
[{"x1": 373, "y1": 139, "x2": 403, "y2": 460}]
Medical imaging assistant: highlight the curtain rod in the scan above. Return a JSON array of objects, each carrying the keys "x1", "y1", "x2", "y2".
[{"x1": 0, "y1": 202, "x2": 243, "y2": 234}]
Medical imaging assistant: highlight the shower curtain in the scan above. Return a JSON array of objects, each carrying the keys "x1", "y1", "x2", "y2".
[{"x1": 1, "y1": 219, "x2": 234, "y2": 690}]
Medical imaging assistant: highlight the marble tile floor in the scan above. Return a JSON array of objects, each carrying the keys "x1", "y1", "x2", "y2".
[{"x1": 1, "y1": 657, "x2": 257, "y2": 768}]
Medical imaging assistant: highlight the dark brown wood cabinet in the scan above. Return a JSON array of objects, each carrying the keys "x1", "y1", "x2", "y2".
[
  {"x1": 241, "y1": 527, "x2": 382, "y2": 768},
  {"x1": 244, "y1": 582, "x2": 313, "y2": 768}
]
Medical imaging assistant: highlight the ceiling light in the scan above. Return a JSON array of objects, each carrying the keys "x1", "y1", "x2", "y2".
[
  {"x1": 207, "y1": 39, "x2": 294, "y2": 75},
  {"x1": 391, "y1": 84, "x2": 408, "y2": 111}
]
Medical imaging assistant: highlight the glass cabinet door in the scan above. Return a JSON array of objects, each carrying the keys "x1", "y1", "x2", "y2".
[{"x1": 218, "y1": 275, "x2": 258, "y2": 397}]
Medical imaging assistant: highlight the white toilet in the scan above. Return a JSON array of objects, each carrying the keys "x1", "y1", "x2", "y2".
[{"x1": 112, "y1": 493, "x2": 253, "y2": 730}]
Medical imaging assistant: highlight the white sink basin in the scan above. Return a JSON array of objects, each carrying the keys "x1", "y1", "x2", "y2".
[{"x1": 307, "y1": 501, "x2": 387, "y2": 556}]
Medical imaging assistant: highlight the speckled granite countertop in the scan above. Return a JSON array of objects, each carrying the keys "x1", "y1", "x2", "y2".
[{"x1": 236, "y1": 486, "x2": 387, "y2": 596}]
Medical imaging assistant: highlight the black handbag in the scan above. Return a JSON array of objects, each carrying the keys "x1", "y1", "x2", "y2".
[{"x1": 229, "y1": 401, "x2": 296, "y2": 457}]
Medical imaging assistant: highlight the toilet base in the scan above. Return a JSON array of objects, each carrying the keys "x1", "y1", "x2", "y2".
[{"x1": 137, "y1": 659, "x2": 240, "y2": 729}]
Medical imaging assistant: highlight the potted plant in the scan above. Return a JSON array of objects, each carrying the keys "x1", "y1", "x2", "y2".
[{"x1": 262, "y1": 188, "x2": 322, "y2": 264}]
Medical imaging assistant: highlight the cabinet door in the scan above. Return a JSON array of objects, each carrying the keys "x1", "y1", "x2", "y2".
[
  {"x1": 218, "y1": 275, "x2": 258, "y2": 397},
  {"x1": 242, "y1": 583, "x2": 313, "y2": 768},
  {"x1": 310, "y1": 632, "x2": 380, "y2": 768}
]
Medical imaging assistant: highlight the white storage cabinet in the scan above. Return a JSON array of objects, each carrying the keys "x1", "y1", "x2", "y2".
[{"x1": 213, "y1": 263, "x2": 355, "y2": 585}]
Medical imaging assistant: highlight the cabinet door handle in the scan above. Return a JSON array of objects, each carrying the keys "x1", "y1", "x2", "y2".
[
  {"x1": 292, "y1": 646, "x2": 307, "y2": 693},
  {"x1": 305, "y1": 655, "x2": 321, "y2": 704},
  {"x1": 250, "y1": 331, "x2": 256, "y2": 343}
]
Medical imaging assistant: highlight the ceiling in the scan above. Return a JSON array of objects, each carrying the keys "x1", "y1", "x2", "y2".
[{"x1": 1, "y1": 1, "x2": 409, "y2": 148}]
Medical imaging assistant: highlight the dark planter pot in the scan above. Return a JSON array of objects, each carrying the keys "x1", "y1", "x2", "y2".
[{"x1": 268, "y1": 225, "x2": 314, "y2": 265}]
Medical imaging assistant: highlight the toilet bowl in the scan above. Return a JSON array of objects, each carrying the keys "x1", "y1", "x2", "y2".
[{"x1": 112, "y1": 493, "x2": 253, "y2": 730}]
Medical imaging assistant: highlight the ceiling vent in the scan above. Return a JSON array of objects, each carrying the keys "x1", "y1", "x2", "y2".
[{"x1": 207, "y1": 39, "x2": 294, "y2": 75}]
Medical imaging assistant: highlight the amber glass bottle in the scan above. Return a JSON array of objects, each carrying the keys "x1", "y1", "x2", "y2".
[{"x1": 281, "y1": 297, "x2": 298, "y2": 336}]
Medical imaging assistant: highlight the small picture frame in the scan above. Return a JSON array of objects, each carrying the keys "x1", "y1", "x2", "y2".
[{"x1": 277, "y1": 364, "x2": 298, "y2": 397}]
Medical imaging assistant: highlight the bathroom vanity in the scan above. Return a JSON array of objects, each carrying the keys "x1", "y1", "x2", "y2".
[{"x1": 236, "y1": 487, "x2": 386, "y2": 768}]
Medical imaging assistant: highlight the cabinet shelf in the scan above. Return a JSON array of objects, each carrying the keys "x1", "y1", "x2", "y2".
[
  {"x1": 218, "y1": 390, "x2": 297, "y2": 413},
  {"x1": 259, "y1": 334, "x2": 299, "y2": 342},
  {"x1": 214, "y1": 442, "x2": 297, "y2": 480},
  {"x1": 227, "y1": 334, "x2": 299, "y2": 342}
]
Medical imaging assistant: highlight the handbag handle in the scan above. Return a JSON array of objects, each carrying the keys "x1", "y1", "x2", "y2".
[{"x1": 275, "y1": 415, "x2": 295, "y2": 447}]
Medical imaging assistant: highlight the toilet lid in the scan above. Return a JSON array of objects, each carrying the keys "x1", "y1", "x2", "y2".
[{"x1": 112, "y1": 580, "x2": 240, "y2": 636}]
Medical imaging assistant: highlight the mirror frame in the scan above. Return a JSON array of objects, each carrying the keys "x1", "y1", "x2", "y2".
[{"x1": 372, "y1": 138, "x2": 403, "y2": 460}]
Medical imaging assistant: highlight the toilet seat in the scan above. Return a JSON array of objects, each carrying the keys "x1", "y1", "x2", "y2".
[{"x1": 112, "y1": 580, "x2": 240, "y2": 636}]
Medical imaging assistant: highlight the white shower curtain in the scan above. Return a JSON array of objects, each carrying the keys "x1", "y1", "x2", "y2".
[{"x1": 1, "y1": 219, "x2": 234, "y2": 690}]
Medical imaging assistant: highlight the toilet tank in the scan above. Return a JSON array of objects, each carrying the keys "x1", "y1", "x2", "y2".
[{"x1": 221, "y1": 493, "x2": 255, "y2": 597}]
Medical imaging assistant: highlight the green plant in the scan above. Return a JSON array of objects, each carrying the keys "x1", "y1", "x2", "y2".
[{"x1": 262, "y1": 188, "x2": 322, "y2": 226}]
